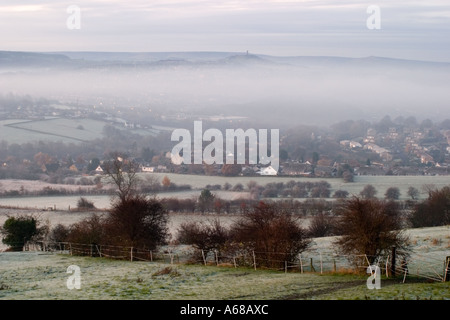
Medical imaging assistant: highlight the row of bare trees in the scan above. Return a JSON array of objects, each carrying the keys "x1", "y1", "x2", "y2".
[{"x1": 176, "y1": 197, "x2": 411, "y2": 269}]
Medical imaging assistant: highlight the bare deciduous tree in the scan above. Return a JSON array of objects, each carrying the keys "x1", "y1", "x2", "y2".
[
  {"x1": 334, "y1": 197, "x2": 409, "y2": 268},
  {"x1": 230, "y1": 201, "x2": 311, "y2": 268},
  {"x1": 359, "y1": 184, "x2": 377, "y2": 199},
  {"x1": 409, "y1": 186, "x2": 450, "y2": 227},
  {"x1": 103, "y1": 153, "x2": 141, "y2": 203},
  {"x1": 105, "y1": 195, "x2": 169, "y2": 249}
]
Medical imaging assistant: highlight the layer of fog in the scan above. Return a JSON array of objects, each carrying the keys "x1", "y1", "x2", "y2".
[{"x1": 1, "y1": 54, "x2": 449, "y2": 128}]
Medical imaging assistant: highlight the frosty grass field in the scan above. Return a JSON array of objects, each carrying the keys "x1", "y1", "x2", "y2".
[
  {"x1": 0, "y1": 226, "x2": 449, "y2": 300},
  {"x1": 0, "y1": 174, "x2": 449, "y2": 300}
]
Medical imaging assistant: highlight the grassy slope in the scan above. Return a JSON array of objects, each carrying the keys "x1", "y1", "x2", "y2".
[
  {"x1": 0, "y1": 225, "x2": 449, "y2": 300},
  {"x1": 0, "y1": 253, "x2": 448, "y2": 300}
]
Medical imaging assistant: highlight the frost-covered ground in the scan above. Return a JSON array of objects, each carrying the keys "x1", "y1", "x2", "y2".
[
  {"x1": 0, "y1": 226, "x2": 448, "y2": 300},
  {"x1": 0, "y1": 251, "x2": 449, "y2": 300}
]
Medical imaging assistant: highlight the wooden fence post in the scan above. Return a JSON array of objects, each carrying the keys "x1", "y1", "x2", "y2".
[
  {"x1": 253, "y1": 251, "x2": 257, "y2": 271},
  {"x1": 385, "y1": 255, "x2": 389, "y2": 278},
  {"x1": 320, "y1": 253, "x2": 323, "y2": 274},
  {"x1": 390, "y1": 246, "x2": 396, "y2": 277},
  {"x1": 201, "y1": 250, "x2": 207, "y2": 265},
  {"x1": 310, "y1": 258, "x2": 315, "y2": 272},
  {"x1": 444, "y1": 256, "x2": 450, "y2": 282},
  {"x1": 299, "y1": 255, "x2": 303, "y2": 274}
]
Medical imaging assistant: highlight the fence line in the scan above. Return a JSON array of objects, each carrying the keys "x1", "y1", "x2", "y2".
[{"x1": 22, "y1": 240, "x2": 449, "y2": 282}]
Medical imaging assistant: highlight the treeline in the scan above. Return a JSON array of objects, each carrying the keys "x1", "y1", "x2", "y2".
[
  {"x1": 0, "y1": 186, "x2": 107, "y2": 197},
  {"x1": 161, "y1": 197, "x2": 336, "y2": 216},
  {"x1": 250, "y1": 180, "x2": 333, "y2": 198}
]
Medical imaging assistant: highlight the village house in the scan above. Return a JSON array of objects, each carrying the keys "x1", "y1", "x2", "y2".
[
  {"x1": 141, "y1": 166, "x2": 155, "y2": 173},
  {"x1": 420, "y1": 153, "x2": 434, "y2": 165},
  {"x1": 258, "y1": 166, "x2": 278, "y2": 176}
]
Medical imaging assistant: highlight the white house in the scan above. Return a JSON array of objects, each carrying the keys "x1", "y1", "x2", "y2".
[
  {"x1": 349, "y1": 141, "x2": 362, "y2": 149},
  {"x1": 259, "y1": 166, "x2": 278, "y2": 176},
  {"x1": 141, "y1": 166, "x2": 155, "y2": 173}
]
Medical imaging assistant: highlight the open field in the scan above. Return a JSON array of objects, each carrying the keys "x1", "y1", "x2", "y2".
[
  {"x1": 0, "y1": 225, "x2": 448, "y2": 300},
  {"x1": 0, "y1": 117, "x2": 159, "y2": 144},
  {"x1": 1, "y1": 174, "x2": 449, "y2": 211},
  {"x1": 146, "y1": 173, "x2": 450, "y2": 201}
]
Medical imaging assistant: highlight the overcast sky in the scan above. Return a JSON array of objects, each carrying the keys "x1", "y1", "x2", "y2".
[{"x1": 1, "y1": 0, "x2": 449, "y2": 62}]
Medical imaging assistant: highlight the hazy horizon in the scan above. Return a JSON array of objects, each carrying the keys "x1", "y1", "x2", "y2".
[
  {"x1": 1, "y1": 1, "x2": 449, "y2": 127},
  {"x1": 1, "y1": 1, "x2": 450, "y2": 62}
]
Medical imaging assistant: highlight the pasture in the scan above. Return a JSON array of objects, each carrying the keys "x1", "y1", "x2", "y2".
[
  {"x1": 0, "y1": 117, "x2": 158, "y2": 144},
  {"x1": 0, "y1": 225, "x2": 448, "y2": 300}
]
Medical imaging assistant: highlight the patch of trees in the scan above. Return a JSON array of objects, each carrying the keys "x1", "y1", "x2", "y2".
[
  {"x1": 176, "y1": 201, "x2": 311, "y2": 269},
  {"x1": 161, "y1": 194, "x2": 335, "y2": 216},
  {"x1": 241, "y1": 180, "x2": 333, "y2": 199},
  {"x1": 408, "y1": 186, "x2": 450, "y2": 228},
  {"x1": 0, "y1": 185, "x2": 110, "y2": 198}
]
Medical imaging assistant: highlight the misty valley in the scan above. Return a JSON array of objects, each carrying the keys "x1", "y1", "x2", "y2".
[{"x1": 0, "y1": 50, "x2": 449, "y2": 302}]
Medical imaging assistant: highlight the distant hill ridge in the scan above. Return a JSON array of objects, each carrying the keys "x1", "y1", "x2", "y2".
[{"x1": 1, "y1": 50, "x2": 449, "y2": 69}]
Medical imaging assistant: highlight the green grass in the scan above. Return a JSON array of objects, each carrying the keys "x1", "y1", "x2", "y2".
[{"x1": 0, "y1": 252, "x2": 448, "y2": 300}]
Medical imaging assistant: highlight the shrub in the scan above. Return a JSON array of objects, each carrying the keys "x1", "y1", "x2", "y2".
[
  {"x1": 0, "y1": 216, "x2": 44, "y2": 251},
  {"x1": 307, "y1": 213, "x2": 336, "y2": 237},
  {"x1": 359, "y1": 184, "x2": 377, "y2": 199},
  {"x1": 104, "y1": 195, "x2": 169, "y2": 249},
  {"x1": 77, "y1": 197, "x2": 95, "y2": 210},
  {"x1": 334, "y1": 197, "x2": 409, "y2": 268},
  {"x1": 385, "y1": 187, "x2": 401, "y2": 200},
  {"x1": 229, "y1": 201, "x2": 311, "y2": 269},
  {"x1": 333, "y1": 190, "x2": 349, "y2": 199},
  {"x1": 67, "y1": 214, "x2": 106, "y2": 245},
  {"x1": 409, "y1": 186, "x2": 450, "y2": 227},
  {"x1": 177, "y1": 219, "x2": 229, "y2": 261},
  {"x1": 198, "y1": 189, "x2": 215, "y2": 213},
  {"x1": 48, "y1": 224, "x2": 70, "y2": 243}
]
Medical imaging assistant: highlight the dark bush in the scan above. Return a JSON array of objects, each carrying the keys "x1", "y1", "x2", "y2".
[
  {"x1": 230, "y1": 201, "x2": 311, "y2": 269},
  {"x1": 48, "y1": 224, "x2": 70, "y2": 243},
  {"x1": 104, "y1": 195, "x2": 169, "y2": 249},
  {"x1": 177, "y1": 219, "x2": 229, "y2": 261},
  {"x1": 334, "y1": 197, "x2": 409, "y2": 267},
  {"x1": 1, "y1": 216, "x2": 39, "y2": 250},
  {"x1": 77, "y1": 197, "x2": 96, "y2": 210},
  {"x1": 409, "y1": 186, "x2": 450, "y2": 227},
  {"x1": 67, "y1": 214, "x2": 106, "y2": 245},
  {"x1": 307, "y1": 213, "x2": 336, "y2": 237}
]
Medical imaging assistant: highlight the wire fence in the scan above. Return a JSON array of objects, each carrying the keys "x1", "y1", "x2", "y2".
[
  {"x1": 24, "y1": 241, "x2": 181, "y2": 264},
  {"x1": 22, "y1": 240, "x2": 450, "y2": 283}
]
